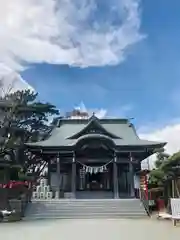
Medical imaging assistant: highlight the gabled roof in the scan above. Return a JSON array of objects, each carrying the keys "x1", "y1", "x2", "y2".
[
  {"x1": 68, "y1": 115, "x2": 120, "y2": 139},
  {"x1": 25, "y1": 117, "x2": 166, "y2": 149}
]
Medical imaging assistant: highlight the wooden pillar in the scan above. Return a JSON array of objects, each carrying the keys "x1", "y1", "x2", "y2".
[
  {"x1": 113, "y1": 153, "x2": 119, "y2": 199},
  {"x1": 57, "y1": 155, "x2": 60, "y2": 198},
  {"x1": 47, "y1": 160, "x2": 51, "y2": 186},
  {"x1": 172, "y1": 179, "x2": 175, "y2": 198},
  {"x1": 129, "y1": 158, "x2": 135, "y2": 198},
  {"x1": 4, "y1": 167, "x2": 9, "y2": 183},
  {"x1": 71, "y1": 152, "x2": 76, "y2": 198}
]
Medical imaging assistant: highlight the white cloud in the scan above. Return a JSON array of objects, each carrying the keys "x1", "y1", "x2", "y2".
[
  {"x1": 108, "y1": 104, "x2": 134, "y2": 118},
  {"x1": 139, "y1": 122, "x2": 180, "y2": 169},
  {"x1": 75, "y1": 102, "x2": 107, "y2": 118},
  {"x1": 95, "y1": 109, "x2": 107, "y2": 119},
  {"x1": 0, "y1": 63, "x2": 34, "y2": 96},
  {"x1": 0, "y1": 0, "x2": 143, "y2": 71}
]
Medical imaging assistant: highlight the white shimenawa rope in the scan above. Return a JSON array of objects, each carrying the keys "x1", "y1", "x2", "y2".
[{"x1": 76, "y1": 159, "x2": 113, "y2": 174}]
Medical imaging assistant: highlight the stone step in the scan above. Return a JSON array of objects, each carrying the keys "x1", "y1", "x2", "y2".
[
  {"x1": 24, "y1": 213, "x2": 147, "y2": 221},
  {"x1": 28, "y1": 205, "x2": 143, "y2": 208},
  {"x1": 28, "y1": 208, "x2": 144, "y2": 212},
  {"x1": 27, "y1": 206, "x2": 145, "y2": 211},
  {"x1": 29, "y1": 204, "x2": 144, "y2": 208},
  {"x1": 32, "y1": 203, "x2": 142, "y2": 205},
  {"x1": 31, "y1": 199, "x2": 141, "y2": 202},
  {"x1": 30, "y1": 200, "x2": 143, "y2": 206},
  {"x1": 24, "y1": 198, "x2": 148, "y2": 220},
  {"x1": 27, "y1": 212, "x2": 147, "y2": 217},
  {"x1": 33, "y1": 205, "x2": 143, "y2": 209},
  {"x1": 27, "y1": 208, "x2": 145, "y2": 212}
]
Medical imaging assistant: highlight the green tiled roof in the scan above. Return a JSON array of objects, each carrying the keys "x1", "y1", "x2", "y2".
[{"x1": 25, "y1": 118, "x2": 166, "y2": 148}]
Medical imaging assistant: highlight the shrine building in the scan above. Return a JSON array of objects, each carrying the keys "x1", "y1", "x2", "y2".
[{"x1": 25, "y1": 114, "x2": 166, "y2": 199}]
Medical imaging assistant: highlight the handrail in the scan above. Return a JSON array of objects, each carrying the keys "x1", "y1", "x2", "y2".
[{"x1": 140, "y1": 189, "x2": 151, "y2": 216}]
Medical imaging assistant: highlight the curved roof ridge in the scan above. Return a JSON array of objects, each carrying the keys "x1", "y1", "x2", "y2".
[
  {"x1": 67, "y1": 117, "x2": 121, "y2": 139},
  {"x1": 128, "y1": 123, "x2": 140, "y2": 139},
  {"x1": 76, "y1": 133, "x2": 115, "y2": 142}
]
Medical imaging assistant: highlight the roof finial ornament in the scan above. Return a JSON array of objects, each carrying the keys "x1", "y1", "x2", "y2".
[
  {"x1": 92, "y1": 111, "x2": 97, "y2": 119},
  {"x1": 89, "y1": 111, "x2": 97, "y2": 121}
]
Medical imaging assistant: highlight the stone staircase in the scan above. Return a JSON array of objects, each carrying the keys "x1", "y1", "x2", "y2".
[{"x1": 23, "y1": 198, "x2": 148, "y2": 220}]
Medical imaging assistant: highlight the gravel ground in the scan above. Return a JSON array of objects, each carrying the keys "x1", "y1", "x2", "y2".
[{"x1": 0, "y1": 218, "x2": 180, "y2": 240}]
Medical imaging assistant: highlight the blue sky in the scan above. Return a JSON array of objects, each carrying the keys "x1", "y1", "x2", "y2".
[
  {"x1": 1, "y1": 0, "x2": 180, "y2": 136},
  {"x1": 17, "y1": 0, "x2": 180, "y2": 130}
]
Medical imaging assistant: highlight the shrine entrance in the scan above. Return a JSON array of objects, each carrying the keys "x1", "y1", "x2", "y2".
[
  {"x1": 87, "y1": 172, "x2": 104, "y2": 190},
  {"x1": 77, "y1": 162, "x2": 113, "y2": 192},
  {"x1": 75, "y1": 163, "x2": 113, "y2": 199}
]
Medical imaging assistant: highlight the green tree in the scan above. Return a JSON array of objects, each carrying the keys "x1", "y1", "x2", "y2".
[
  {"x1": 155, "y1": 151, "x2": 170, "y2": 168},
  {"x1": 0, "y1": 89, "x2": 59, "y2": 178},
  {"x1": 148, "y1": 148, "x2": 170, "y2": 186},
  {"x1": 148, "y1": 149, "x2": 180, "y2": 187}
]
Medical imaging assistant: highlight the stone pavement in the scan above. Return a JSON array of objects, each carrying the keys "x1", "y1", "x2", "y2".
[{"x1": 0, "y1": 218, "x2": 180, "y2": 240}]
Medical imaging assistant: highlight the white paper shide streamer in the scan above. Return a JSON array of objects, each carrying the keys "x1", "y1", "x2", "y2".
[
  {"x1": 78, "y1": 160, "x2": 113, "y2": 174},
  {"x1": 83, "y1": 165, "x2": 107, "y2": 174}
]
